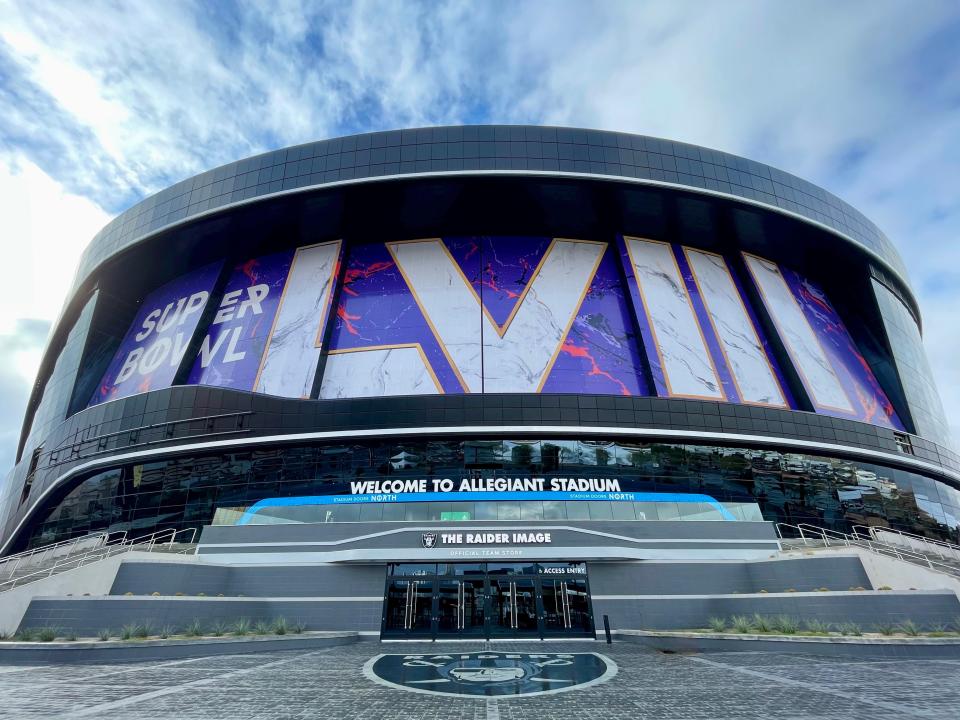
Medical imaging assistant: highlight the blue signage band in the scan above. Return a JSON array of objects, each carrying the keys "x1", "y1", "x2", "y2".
[{"x1": 237, "y1": 491, "x2": 737, "y2": 524}]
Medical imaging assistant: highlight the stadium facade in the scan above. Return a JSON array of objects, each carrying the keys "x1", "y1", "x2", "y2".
[{"x1": 3, "y1": 126, "x2": 957, "y2": 639}]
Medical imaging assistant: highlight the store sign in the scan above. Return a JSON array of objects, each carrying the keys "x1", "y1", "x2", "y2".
[
  {"x1": 364, "y1": 652, "x2": 617, "y2": 698},
  {"x1": 421, "y1": 531, "x2": 553, "y2": 547}
]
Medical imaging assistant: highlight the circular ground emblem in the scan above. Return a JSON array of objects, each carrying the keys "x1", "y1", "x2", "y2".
[{"x1": 363, "y1": 652, "x2": 617, "y2": 698}]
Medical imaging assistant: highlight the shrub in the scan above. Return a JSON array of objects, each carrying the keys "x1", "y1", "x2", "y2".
[
  {"x1": 0, "y1": 632, "x2": 9, "y2": 641},
  {"x1": 784, "y1": 588, "x2": 797, "y2": 593},
  {"x1": 848, "y1": 586, "x2": 866, "y2": 591},
  {"x1": 184, "y1": 619, "x2": 204, "y2": 637},
  {"x1": 232, "y1": 619, "x2": 251, "y2": 636},
  {"x1": 804, "y1": 619, "x2": 831, "y2": 634},
  {"x1": 707, "y1": 617, "x2": 726, "y2": 633},
  {"x1": 197, "y1": 592, "x2": 206, "y2": 597},
  {"x1": 98, "y1": 629, "x2": 111, "y2": 642},
  {"x1": 272, "y1": 617, "x2": 289, "y2": 635},
  {"x1": 291, "y1": 620, "x2": 306, "y2": 635},
  {"x1": 877, "y1": 585, "x2": 893, "y2": 591},
  {"x1": 253, "y1": 620, "x2": 271, "y2": 635},
  {"x1": 37, "y1": 627, "x2": 58, "y2": 642},
  {"x1": 839, "y1": 623, "x2": 862, "y2": 636},
  {"x1": 731, "y1": 615, "x2": 753, "y2": 633},
  {"x1": 876, "y1": 622, "x2": 896, "y2": 636},
  {"x1": 63, "y1": 633, "x2": 77, "y2": 642},
  {"x1": 14, "y1": 629, "x2": 35, "y2": 642},
  {"x1": 898, "y1": 620, "x2": 920, "y2": 637},
  {"x1": 758, "y1": 589, "x2": 768, "y2": 594},
  {"x1": 124, "y1": 592, "x2": 134, "y2": 596},
  {"x1": 151, "y1": 592, "x2": 161, "y2": 597},
  {"x1": 928, "y1": 624, "x2": 948, "y2": 637},
  {"x1": 210, "y1": 621, "x2": 228, "y2": 637},
  {"x1": 159, "y1": 626, "x2": 175, "y2": 639},
  {"x1": 953, "y1": 616, "x2": 960, "y2": 634},
  {"x1": 816, "y1": 587, "x2": 830, "y2": 592},
  {"x1": 772, "y1": 615, "x2": 799, "y2": 634},
  {"x1": 175, "y1": 592, "x2": 185, "y2": 596},
  {"x1": 133, "y1": 623, "x2": 152, "y2": 639},
  {"x1": 751, "y1": 614, "x2": 772, "y2": 633}
]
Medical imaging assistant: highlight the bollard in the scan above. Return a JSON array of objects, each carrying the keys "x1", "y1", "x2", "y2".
[{"x1": 603, "y1": 614, "x2": 612, "y2": 644}]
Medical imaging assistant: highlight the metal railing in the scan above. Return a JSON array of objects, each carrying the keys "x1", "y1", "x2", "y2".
[
  {"x1": 775, "y1": 522, "x2": 960, "y2": 580},
  {"x1": 852, "y1": 525, "x2": 960, "y2": 563},
  {"x1": 0, "y1": 530, "x2": 126, "y2": 580},
  {"x1": 0, "y1": 527, "x2": 197, "y2": 594}
]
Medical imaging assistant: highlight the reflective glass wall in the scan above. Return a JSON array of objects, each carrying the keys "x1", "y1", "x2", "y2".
[{"x1": 22, "y1": 438, "x2": 960, "y2": 550}]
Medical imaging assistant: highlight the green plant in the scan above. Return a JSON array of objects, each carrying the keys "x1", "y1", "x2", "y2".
[
  {"x1": 876, "y1": 622, "x2": 896, "y2": 636},
  {"x1": 15, "y1": 628, "x2": 35, "y2": 642},
  {"x1": 0, "y1": 632, "x2": 9, "y2": 641},
  {"x1": 175, "y1": 592, "x2": 185, "y2": 596},
  {"x1": 98, "y1": 629, "x2": 111, "y2": 641},
  {"x1": 184, "y1": 619, "x2": 204, "y2": 637},
  {"x1": 291, "y1": 620, "x2": 306, "y2": 635},
  {"x1": 804, "y1": 619, "x2": 831, "y2": 634},
  {"x1": 730, "y1": 615, "x2": 753, "y2": 633},
  {"x1": 37, "y1": 627, "x2": 58, "y2": 642},
  {"x1": 898, "y1": 620, "x2": 920, "y2": 637},
  {"x1": 849, "y1": 586, "x2": 866, "y2": 592},
  {"x1": 839, "y1": 623, "x2": 862, "y2": 636},
  {"x1": 151, "y1": 592, "x2": 161, "y2": 597},
  {"x1": 63, "y1": 633, "x2": 77, "y2": 642},
  {"x1": 197, "y1": 592, "x2": 206, "y2": 597},
  {"x1": 124, "y1": 591, "x2": 134, "y2": 596},
  {"x1": 272, "y1": 617, "x2": 289, "y2": 635},
  {"x1": 232, "y1": 619, "x2": 251, "y2": 636},
  {"x1": 120, "y1": 624, "x2": 135, "y2": 640},
  {"x1": 816, "y1": 587, "x2": 830, "y2": 592},
  {"x1": 159, "y1": 625, "x2": 174, "y2": 639},
  {"x1": 707, "y1": 617, "x2": 726, "y2": 633},
  {"x1": 253, "y1": 620, "x2": 271, "y2": 635},
  {"x1": 927, "y1": 624, "x2": 948, "y2": 637},
  {"x1": 751, "y1": 614, "x2": 771, "y2": 633},
  {"x1": 210, "y1": 621, "x2": 228, "y2": 637},
  {"x1": 758, "y1": 589, "x2": 768, "y2": 594},
  {"x1": 134, "y1": 623, "x2": 152, "y2": 639},
  {"x1": 772, "y1": 615, "x2": 799, "y2": 635},
  {"x1": 877, "y1": 585, "x2": 893, "y2": 591},
  {"x1": 784, "y1": 588, "x2": 797, "y2": 593}
]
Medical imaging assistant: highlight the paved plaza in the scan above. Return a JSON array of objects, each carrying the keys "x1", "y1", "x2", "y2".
[{"x1": 0, "y1": 641, "x2": 958, "y2": 719}]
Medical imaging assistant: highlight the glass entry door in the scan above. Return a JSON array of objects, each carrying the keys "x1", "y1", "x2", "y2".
[
  {"x1": 381, "y1": 563, "x2": 594, "y2": 639},
  {"x1": 436, "y1": 579, "x2": 486, "y2": 636},
  {"x1": 383, "y1": 579, "x2": 434, "y2": 638}
]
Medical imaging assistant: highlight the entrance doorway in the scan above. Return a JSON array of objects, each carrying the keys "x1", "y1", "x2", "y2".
[{"x1": 381, "y1": 562, "x2": 594, "y2": 639}]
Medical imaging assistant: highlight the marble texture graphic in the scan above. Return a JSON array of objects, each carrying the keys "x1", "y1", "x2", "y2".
[
  {"x1": 319, "y1": 346, "x2": 440, "y2": 398},
  {"x1": 390, "y1": 238, "x2": 606, "y2": 393},
  {"x1": 684, "y1": 248, "x2": 788, "y2": 407},
  {"x1": 255, "y1": 240, "x2": 342, "y2": 398},
  {"x1": 742, "y1": 253, "x2": 854, "y2": 413},
  {"x1": 623, "y1": 237, "x2": 724, "y2": 399}
]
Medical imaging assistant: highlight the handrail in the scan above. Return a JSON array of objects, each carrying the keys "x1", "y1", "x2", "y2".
[
  {"x1": 776, "y1": 522, "x2": 960, "y2": 579},
  {"x1": 0, "y1": 527, "x2": 197, "y2": 594},
  {"x1": 0, "y1": 530, "x2": 127, "y2": 580},
  {"x1": 852, "y1": 524, "x2": 960, "y2": 560}
]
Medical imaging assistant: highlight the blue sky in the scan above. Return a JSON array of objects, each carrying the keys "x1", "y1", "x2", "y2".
[{"x1": 0, "y1": 0, "x2": 958, "y2": 472}]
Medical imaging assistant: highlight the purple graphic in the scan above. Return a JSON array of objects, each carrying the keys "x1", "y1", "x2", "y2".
[
  {"x1": 187, "y1": 251, "x2": 294, "y2": 390},
  {"x1": 781, "y1": 267, "x2": 904, "y2": 429},
  {"x1": 328, "y1": 242, "x2": 465, "y2": 392},
  {"x1": 443, "y1": 236, "x2": 552, "y2": 329},
  {"x1": 90, "y1": 261, "x2": 222, "y2": 406},
  {"x1": 542, "y1": 245, "x2": 649, "y2": 396}
]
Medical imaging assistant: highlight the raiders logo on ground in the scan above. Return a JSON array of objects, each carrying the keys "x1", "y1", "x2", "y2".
[
  {"x1": 421, "y1": 532, "x2": 438, "y2": 549},
  {"x1": 363, "y1": 652, "x2": 617, "y2": 698}
]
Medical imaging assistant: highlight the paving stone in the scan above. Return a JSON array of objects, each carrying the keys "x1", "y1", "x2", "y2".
[{"x1": 0, "y1": 641, "x2": 955, "y2": 719}]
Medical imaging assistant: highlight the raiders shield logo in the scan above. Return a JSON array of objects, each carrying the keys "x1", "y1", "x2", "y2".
[
  {"x1": 421, "y1": 532, "x2": 438, "y2": 549},
  {"x1": 363, "y1": 652, "x2": 617, "y2": 698}
]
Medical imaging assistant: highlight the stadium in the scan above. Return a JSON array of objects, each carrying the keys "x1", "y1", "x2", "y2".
[{"x1": 2, "y1": 125, "x2": 958, "y2": 639}]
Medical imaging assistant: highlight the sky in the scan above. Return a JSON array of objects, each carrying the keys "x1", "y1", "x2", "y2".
[{"x1": 0, "y1": 0, "x2": 958, "y2": 473}]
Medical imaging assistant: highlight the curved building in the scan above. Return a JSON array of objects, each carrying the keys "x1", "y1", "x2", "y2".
[{"x1": 2, "y1": 126, "x2": 957, "y2": 637}]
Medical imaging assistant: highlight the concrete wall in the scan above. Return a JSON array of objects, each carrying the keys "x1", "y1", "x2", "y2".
[
  {"x1": 0, "y1": 552, "x2": 191, "y2": 634},
  {"x1": 594, "y1": 590, "x2": 960, "y2": 631},
  {"x1": 784, "y1": 547, "x2": 960, "y2": 595},
  {"x1": 588, "y1": 556, "x2": 871, "y2": 597},
  {"x1": 19, "y1": 597, "x2": 383, "y2": 636},
  {"x1": 110, "y1": 561, "x2": 385, "y2": 598}
]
